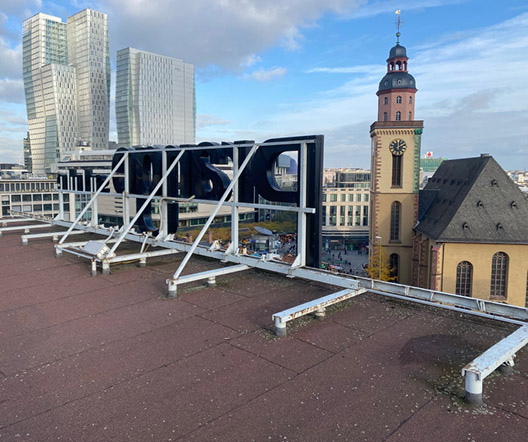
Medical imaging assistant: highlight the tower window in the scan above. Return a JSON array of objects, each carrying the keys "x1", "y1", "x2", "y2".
[
  {"x1": 409, "y1": 96, "x2": 412, "y2": 104},
  {"x1": 408, "y1": 111, "x2": 412, "y2": 120},
  {"x1": 395, "y1": 111, "x2": 401, "y2": 121},
  {"x1": 390, "y1": 201, "x2": 401, "y2": 241},
  {"x1": 392, "y1": 154, "x2": 402, "y2": 187},
  {"x1": 383, "y1": 112, "x2": 388, "y2": 121},
  {"x1": 456, "y1": 261, "x2": 473, "y2": 297},
  {"x1": 490, "y1": 252, "x2": 508, "y2": 299},
  {"x1": 396, "y1": 96, "x2": 402, "y2": 104},
  {"x1": 384, "y1": 97, "x2": 388, "y2": 105}
]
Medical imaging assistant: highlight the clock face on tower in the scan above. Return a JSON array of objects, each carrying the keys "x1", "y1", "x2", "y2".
[{"x1": 389, "y1": 138, "x2": 407, "y2": 156}]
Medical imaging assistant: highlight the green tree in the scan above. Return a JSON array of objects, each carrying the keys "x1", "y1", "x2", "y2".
[{"x1": 365, "y1": 244, "x2": 396, "y2": 281}]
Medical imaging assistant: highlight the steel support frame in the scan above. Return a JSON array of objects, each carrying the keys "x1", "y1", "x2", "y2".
[
  {"x1": 58, "y1": 151, "x2": 129, "y2": 246},
  {"x1": 0, "y1": 223, "x2": 52, "y2": 237},
  {"x1": 166, "y1": 264, "x2": 249, "y2": 299},
  {"x1": 0, "y1": 217, "x2": 35, "y2": 225},
  {"x1": 273, "y1": 287, "x2": 367, "y2": 337},
  {"x1": 21, "y1": 229, "x2": 86, "y2": 245},
  {"x1": 105, "y1": 148, "x2": 186, "y2": 258},
  {"x1": 462, "y1": 324, "x2": 528, "y2": 405},
  {"x1": 167, "y1": 143, "x2": 260, "y2": 297}
]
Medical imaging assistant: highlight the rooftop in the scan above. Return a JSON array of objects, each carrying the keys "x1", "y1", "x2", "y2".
[{"x1": 0, "y1": 226, "x2": 527, "y2": 441}]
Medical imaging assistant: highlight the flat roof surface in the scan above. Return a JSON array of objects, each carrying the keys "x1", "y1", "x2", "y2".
[{"x1": 0, "y1": 226, "x2": 527, "y2": 441}]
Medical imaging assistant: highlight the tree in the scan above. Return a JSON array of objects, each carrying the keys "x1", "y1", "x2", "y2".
[{"x1": 365, "y1": 244, "x2": 396, "y2": 281}]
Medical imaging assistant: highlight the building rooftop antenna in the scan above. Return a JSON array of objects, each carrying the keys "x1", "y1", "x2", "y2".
[{"x1": 395, "y1": 10, "x2": 403, "y2": 43}]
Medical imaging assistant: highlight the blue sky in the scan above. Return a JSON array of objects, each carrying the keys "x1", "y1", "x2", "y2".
[{"x1": 1, "y1": 0, "x2": 527, "y2": 170}]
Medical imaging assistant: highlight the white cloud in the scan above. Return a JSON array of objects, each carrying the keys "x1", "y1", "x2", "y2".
[
  {"x1": 0, "y1": 79, "x2": 24, "y2": 103},
  {"x1": 101, "y1": 0, "x2": 360, "y2": 69},
  {"x1": 245, "y1": 67, "x2": 286, "y2": 82},
  {"x1": 241, "y1": 54, "x2": 261, "y2": 68},
  {"x1": 344, "y1": 0, "x2": 465, "y2": 20},
  {"x1": 197, "y1": 114, "x2": 231, "y2": 129},
  {"x1": 306, "y1": 65, "x2": 382, "y2": 74}
]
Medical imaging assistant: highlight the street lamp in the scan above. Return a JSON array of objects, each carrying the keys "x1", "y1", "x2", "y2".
[{"x1": 375, "y1": 236, "x2": 382, "y2": 280}]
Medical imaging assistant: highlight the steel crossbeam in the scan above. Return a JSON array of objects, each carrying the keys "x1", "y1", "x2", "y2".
[
  {"x1": 462, "y1": 324, "x2": 528, "y2": 405},
  {"x1": 0, "y1": 223, "x2": 52, "y2": 237},
  {"x1": 21, "y1": 229, "x2": 86, "y2": 245},
  {"x1": 273, "y1": 287, "x2": 367, "y2": 336}
]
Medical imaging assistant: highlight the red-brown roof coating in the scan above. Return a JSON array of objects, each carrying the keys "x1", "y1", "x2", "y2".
[{"x1": 0, "y1": 229, "x2": 527, "y2": 441}]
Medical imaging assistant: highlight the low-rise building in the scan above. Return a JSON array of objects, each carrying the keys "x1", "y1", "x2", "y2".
[
  {"x1": 0, "y1": 177, "x2": 61, "y2": 219},
  {"x1": 322, "y1": 168, "x2": 370, "y2": 250}
]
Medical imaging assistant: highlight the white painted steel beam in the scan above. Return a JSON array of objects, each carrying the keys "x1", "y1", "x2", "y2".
[
  {"x1": 167, "y1": 264, "x2": 249, "y2": 298},
  {"x1": 106, "y1": 248, "x2": 180, "y2": 264},
  {"x1": 21, "y1": 229, "x2": 86, "y2": 245},
  {"x1": 272, "y1": 288, "x2": 367, "y2": 336},
  {"x1": 462, "y1": 324, "x2": 528, "y2": 405},
  {"x1": 0, "y1": 223, "x2": 52, "y2": 236},
  {"x1": 1, "y1": 218, "x2": 35, "y2": 225}
]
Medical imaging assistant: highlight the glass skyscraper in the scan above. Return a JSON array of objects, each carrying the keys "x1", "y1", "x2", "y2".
[
  {"x1": 115, "y1": 48, "x2": 195, "y2": 147},
  {"x1": 22, "y1": 9, "x2": 110, "y2": 175}
]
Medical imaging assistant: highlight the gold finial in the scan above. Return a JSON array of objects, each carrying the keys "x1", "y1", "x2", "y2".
[{"x1": 395, "y1": 10, "x2": 402, "y2": 43}]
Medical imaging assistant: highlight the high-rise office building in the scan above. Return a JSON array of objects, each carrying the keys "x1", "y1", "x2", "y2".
[
  {"x1": 22, "y1": 9, "x2": 110, "y2": 175},
  {"x1": 116, "y1": 48, "x2": 195, "y2": 147}
]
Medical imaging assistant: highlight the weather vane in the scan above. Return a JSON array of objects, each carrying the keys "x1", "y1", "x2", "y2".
[{"x1": 395, "y1": 10, "x2": 403, "y2": 43}]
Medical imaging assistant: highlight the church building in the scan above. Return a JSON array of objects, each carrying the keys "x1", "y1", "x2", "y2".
[{"x1": 370, "y1": 31, "x2": 528, "y2": 307}]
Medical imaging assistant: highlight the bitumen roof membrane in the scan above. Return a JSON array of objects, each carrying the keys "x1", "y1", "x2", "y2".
[{"x1": 0, "y1": 224, "x2": 527, "y2": 441}]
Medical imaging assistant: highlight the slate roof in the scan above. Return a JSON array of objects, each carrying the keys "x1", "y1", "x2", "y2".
[
  {"x1": 416, "y1": 155, "x2": 528, "y2": 243},
  {"x1": 378, "y1": 71, "x2": 417, "y2": 92}
]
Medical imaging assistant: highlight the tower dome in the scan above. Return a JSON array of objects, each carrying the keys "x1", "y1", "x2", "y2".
[
  {"x1": 375, "y1": 28, "x2": 418, "y2": 122},
  {"x1": 389, "y1": 43, "x2": 407, "y2": 58}
]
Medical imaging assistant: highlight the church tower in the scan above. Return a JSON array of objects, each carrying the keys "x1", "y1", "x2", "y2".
[{"x1": 369, "y1": 22, "x2": 423, "y2": 284}]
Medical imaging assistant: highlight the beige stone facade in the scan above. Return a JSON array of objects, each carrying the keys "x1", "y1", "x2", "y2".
[{"x1": 412, "y1": 233, "x2": 528, "y2": 307}]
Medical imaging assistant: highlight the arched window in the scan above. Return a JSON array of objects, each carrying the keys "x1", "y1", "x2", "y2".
[
  {"x1": 389, "y1": 253, "x2": 399, "y2": 282},
  {"x1": 390, "y1": 202, "x2": 401, "y2": 241},
  {"x1": 456, "y1": 261, "x2": 473, "y2": 297},
  {"x1": 408, "y1": 111, "x2": 412, "y2": 121},
  {"x1": 396, "y1": 61, "x2": 401, "y2": 70},
  {"x1": 490, "y1": 252, "x2": 508, "y2": 299},
  {"x1": 395, "y1": 111, "x2": 401, "y2": 121},
  {"x1": 384, "y1": 97, "x2": 388, "y2": 105},
  {"x1": 396, "y1": 96, "x2": 402, "y2": 104},
  {"x1": 390, "y1": 62, "x2": 394, "y2": 71},
  {"x1": 409, "y1": 96, "x2": 412, "y2": 104},
  {"x1": 383, "y1": 112, "x2": 388, "y2": 121},
  {"x1": 392, "y1": 154, "x2": 402, "y2": 187}
]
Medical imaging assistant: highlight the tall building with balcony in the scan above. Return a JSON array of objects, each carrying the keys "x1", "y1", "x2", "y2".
[
  {"x1": 116, "y1": 48, "x2": 195, "y2": 147},
  {"x1": 22, "y1": 9, "x2": 110, "y2": 175}
]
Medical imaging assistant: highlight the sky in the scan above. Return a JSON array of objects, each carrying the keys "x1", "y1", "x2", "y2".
[{"x1": 1, "y1": 0, "x2": 527, "y2": 171}]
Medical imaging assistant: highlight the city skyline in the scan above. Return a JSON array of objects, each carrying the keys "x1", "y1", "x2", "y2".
[
  {"x1": 21, "y1": 8, "x2": 110, "y2": 174},
  {"x1": 1, "y1": 0, "x2": 527, "y2": 170}
]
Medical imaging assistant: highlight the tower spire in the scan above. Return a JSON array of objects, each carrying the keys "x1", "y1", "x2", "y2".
[{"x1": 395, "y1": 10, "x2": 402, "y2": 43}]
